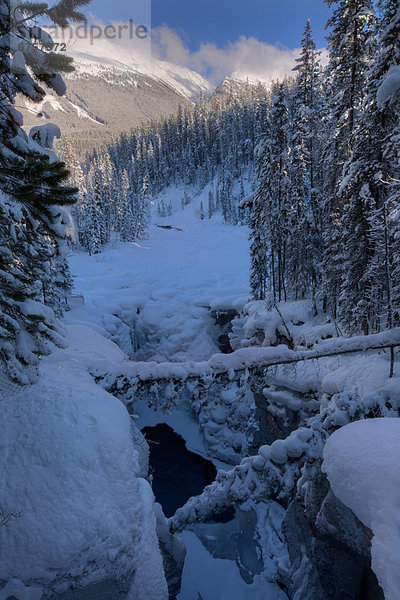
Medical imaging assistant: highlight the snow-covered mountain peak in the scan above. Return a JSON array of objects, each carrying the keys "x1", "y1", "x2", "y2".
[
  {"x1": 20, "y1": 30, "x2": 215, "y2": 156},
  {"x1": 57, "y1": 32, "x2": 215, "y2": 102},
  {"x1": 214, "y1": 76, "x2": 270, "y2": 97}
]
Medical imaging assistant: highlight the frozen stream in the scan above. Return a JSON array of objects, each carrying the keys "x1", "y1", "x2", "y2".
[
  {"x1": 66, "y1": 210, "x2": 288, "y2": 599},
  {"x1": 139, "y1": 421, "x2": 277, "y2": 600}
]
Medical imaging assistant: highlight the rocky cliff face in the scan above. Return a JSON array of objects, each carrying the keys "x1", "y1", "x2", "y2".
[
  {"x1": 253, "y1": 383, "x2": 384, "y2": 600},
  {"x1": 283, "y1": 467, "x2": 384, "y2": 600},
  {"x1": 252, "y1": 383, "x2": 383, "y2": 600}
]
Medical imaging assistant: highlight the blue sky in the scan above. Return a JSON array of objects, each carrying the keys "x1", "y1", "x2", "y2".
[
  {"x1": 79, "y1": 0, "x2": 332, "y2": 84},
  {"x1": 86, "y1": 0, "x2": 331, "y2": 51}
]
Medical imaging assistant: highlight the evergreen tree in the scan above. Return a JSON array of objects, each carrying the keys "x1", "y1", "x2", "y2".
[
  {"x1": 0, "y1": 0, "x2": 89, "y2": 381},
  {"x1": 120, "y1": 169, "x2": 136, "y2": 242},
  {"x1": 321, "y1": 0, "x2": 377, "y2": 318},
  {"x1": 339, "y1": 0, "x2": 400, "y2": 331},
  {"x1": 250, "y1": 82, "x2": 291, "y2": 301},
  {"x1": 288, "y1": 20, "x2": 323, "y2": 305}
]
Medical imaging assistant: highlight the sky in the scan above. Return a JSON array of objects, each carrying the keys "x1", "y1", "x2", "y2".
[
  {"x1": 86, "y1": 0, "x2": 331, "y2": 50},
  {"x1": 80, "y1": 0, "x2": 332, "y2": 84}
]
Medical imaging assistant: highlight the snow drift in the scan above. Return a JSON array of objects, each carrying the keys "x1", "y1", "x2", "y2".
[{"x1": 0, "y1": 327, "x2": 168, "y2": 599}]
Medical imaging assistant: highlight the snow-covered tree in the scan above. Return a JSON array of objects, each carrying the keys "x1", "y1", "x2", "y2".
[
  {"x1": 250, "y1": 81, "x2": 291, "y2": 301},
  {"x1": 287, "y1": 20, "x2": 324, "y2": 305},
  {"x1": 320, "y1": 0, "x2": 377, "y2": 319},
  {"x1": 0, "y1": 0, "x2": 89, "y2": 382},
  {"x1": 338, "y1": 0, "x2": 400, "y2": 332},
  {"x1": 120, "y1": 169, "x2": 136, "y2": 242}
]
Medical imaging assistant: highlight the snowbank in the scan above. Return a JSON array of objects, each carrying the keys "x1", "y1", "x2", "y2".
[
  {"x1": 0, "y1": 325, "x2": 168, "y2": 599},
  {"x1": 322, "y1": 418, "x2": 400, "y2": 600}
]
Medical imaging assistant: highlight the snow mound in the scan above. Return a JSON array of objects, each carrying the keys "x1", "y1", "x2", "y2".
[
  {"x1": 322, "y1": 418, "x2": 400, "y2": 600},
  {"x1": 0, "y1": 327, "x2": 168, "y2": 599}
]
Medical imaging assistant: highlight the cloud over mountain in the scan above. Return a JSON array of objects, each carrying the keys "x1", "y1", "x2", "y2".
[{"x1": 152, "y1": 25, "x2": 303, "y2": 84}]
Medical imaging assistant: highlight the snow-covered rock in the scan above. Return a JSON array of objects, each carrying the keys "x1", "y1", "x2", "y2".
[
  {"x1": 323, "y1": 418, "x2": 400, "y2": 600},
  {"x1": 0, "y1": 326, "x2": 168, "y2": 599}
]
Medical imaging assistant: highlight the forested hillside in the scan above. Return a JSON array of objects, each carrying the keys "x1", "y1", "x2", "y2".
[
  {"x1": 250, "y1": 4, "x2": 400, "y2": 336},
  {"x1": 65, "y1": 81, "x2": 269, "y2": 252}
]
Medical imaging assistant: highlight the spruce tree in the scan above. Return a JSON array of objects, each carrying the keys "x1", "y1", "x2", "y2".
[
  {"x1": 288, "y1": 20, "x2": 323, "y2": 305},
  {"x1": 0, "y1": 0, "x2": 89, "y2": 382},
  {"x1": 321, "y1": 0, "x2": 377, "y2": 319},
  {"x1": 250, "y1": 82, "x2": 291, "y2": 301},
  {"x1": 339, "y1": 0, "x2": 400, "y2": 331}
]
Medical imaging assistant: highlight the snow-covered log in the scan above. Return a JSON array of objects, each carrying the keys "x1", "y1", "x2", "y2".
[
  {"x1": 97, "y1": 328, "x2": 400, "y2": 403},
  {"x1": 169, "y1": 379, "x2": 400, "y2": 533}
]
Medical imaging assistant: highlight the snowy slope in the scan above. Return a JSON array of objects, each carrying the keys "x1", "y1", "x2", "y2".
[
  {"x1": 64, "y1": 33, "x2": 214, "y2": 102},
  {"x1": 0, "y1": 326, "x2": 168, "y2": 599},
  {"x1": 20, "y1": 31, "x2": 214, "y2": 156}
]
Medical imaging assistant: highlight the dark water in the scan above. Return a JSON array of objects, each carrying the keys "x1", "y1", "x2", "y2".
[{"x1": 141, "y1": 423, "x2": 233, "y2": 521}]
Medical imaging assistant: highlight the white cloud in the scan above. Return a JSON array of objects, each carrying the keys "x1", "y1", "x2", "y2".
[
  {"x1": 152, "y1": 24, "x2": 191, "y2": 68},
  {"x1": 49, "y1": 17, "x2": 327, "y2": 88},
  {"x1": 152, "y1": 26, "x2": 307, "y2": 85}
]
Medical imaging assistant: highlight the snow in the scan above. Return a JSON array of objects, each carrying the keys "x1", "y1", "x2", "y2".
[
  {"x1": 67, "y1": 187, "x2": 251, "y2": 367},
  {"x1": 0, "y1": 580, "x2": 43, "y2": 600},
  {"x1": 11, "y1": 50, "x2": 26, "y2": 71},
  {"x1": 0, "y1": 324, "x2": 168, "y2": 598},
  {"x1": 48, "y1": 28, "x2": 215, "y2": 102},
  {"x1": 322, "y1": 418, "x2": 400, "y2": 600},
  {"x1": 92, "y1": 324, "x2": 400, "y2": 389},
  {"x1": 377, "y1": 65, "x2": 400, "y2": 108},
  {"x1": 68, "y1": 99, "x2": 105, "y2": 123},
  {"x1": 29, "y1": 123, "x2": 61, "y2": 149},
  {"x1": 177, "y1": 530, "x2": 286, "y2": 600}
]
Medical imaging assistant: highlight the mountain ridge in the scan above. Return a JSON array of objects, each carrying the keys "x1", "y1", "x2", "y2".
[
  {"x1": 20, "y1": 36, "x2": 215, "y2": 156},
  {"x1": 19, "y1": 36, "x2": 271, "y2": 156}
]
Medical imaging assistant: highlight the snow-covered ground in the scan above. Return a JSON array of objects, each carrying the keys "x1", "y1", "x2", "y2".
[
  {"x1": 0, "y1": 325, "x2": 169, "y2": 599},
  {"x1": 67, "y1": 187, "x2": 251, "y2": 363},
  {"x1": 4, "y1": 186, "x2": 399, "y2": 599}
]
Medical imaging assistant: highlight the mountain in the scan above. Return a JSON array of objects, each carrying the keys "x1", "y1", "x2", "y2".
[
  {"x1": 214, "y1": 76, "x2": 269, "y2": 98},
  {"x1": 20, "y1": 35, "x2": 215, "y2": 157}
]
